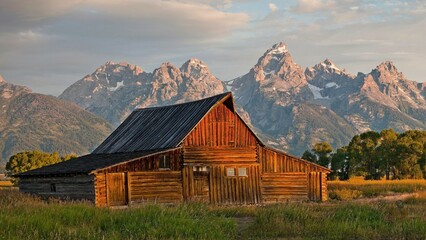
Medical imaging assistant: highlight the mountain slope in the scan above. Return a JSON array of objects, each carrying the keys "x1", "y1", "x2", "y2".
[{"x1": 0, "y1": 76, "x2": 113, "y2": 163}]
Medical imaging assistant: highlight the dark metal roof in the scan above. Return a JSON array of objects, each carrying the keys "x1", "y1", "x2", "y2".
[
  {"x1": 17, "y1": 149, "x2": 174, "y2": 177},
  {"x1": 93, "y1": 92, "x2": 232, "y2": 154}
]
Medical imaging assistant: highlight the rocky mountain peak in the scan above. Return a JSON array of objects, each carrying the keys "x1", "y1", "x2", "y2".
[
  {"x1": 95, "y1": 61, "x2": 143, "y2": 76},
  {"x1": 180, "y1": 58, "x2": 213, "y2": 80},
  {"x1": 371, "y1": 61, "x2": 403, "y2": 85},
  {"x1": 376, "y1": 61, "x2": 398, "y2": 74},
  {"x1": 0, "y1": 75, "x2": 5, "y2": 85},
  {"x1": 154, "y1": 62, "x2": 181, "y2": 80},
  {"x1": 321, "y1": 59, "x2": 341, "y2": 72},
  {"x1": 251, "y1": 42, "x2": 304, "y2": 84},
  {"x1": 266, "y1": 42, "x2": 288, "y2": 55}
]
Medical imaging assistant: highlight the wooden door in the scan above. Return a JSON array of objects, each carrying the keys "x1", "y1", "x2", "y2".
[
  {"x1": 308, "y1": 172, "x2": 322, "y2": 201},
  {"x1": 107, "y1": 173, "x2": 127, "y2": 206},
  {"x1": 192, "y1": 171, "x2": 210, "y2": 202}
]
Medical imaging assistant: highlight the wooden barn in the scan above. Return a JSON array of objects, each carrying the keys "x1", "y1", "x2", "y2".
[{"x1": 17, "y1": 92, "x2": 330, "y2": 207}]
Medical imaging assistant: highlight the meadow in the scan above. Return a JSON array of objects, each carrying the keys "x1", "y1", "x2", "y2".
[{"x1": 1, "y1": 179, "x2": 426, "y2": 239}]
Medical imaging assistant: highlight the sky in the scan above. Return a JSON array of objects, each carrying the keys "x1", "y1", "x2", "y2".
[{"x1": 0, "y1": 0, "x2": 425, "y2": 96}]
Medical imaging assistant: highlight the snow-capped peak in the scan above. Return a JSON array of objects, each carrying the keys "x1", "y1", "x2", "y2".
[
  {"x1": 267, "y1": 42, "x2": 288, "y2": 55},
  {"x1": 320, "y1": 59, "x2": 341, "y2": 72}
]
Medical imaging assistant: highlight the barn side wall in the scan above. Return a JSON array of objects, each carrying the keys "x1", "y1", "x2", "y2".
[
  {"x1": 182, "y1": 147, "x2": 261, "y2": 204},
  {"x1": 94, "y1": 149, "x2": 183, "y2": 207},
  {"x1": 19, "y1": 175, "x2": 95, "y2": 201},
  {"x1": 259, "y1": 147, "x2": 329, "y2": 202}
]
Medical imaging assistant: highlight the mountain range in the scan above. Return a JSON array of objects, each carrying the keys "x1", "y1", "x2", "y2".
[{"x1": 1, "y1": 42, "x2": 425, "y2": 163}]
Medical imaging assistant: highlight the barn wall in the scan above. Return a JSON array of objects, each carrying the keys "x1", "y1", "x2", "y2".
[
  {"x1": 19, "y1": 175, "x2": 95, "y2": 201},
  {"x1": 183, "y1": 103, "x2": 257, "y2": 148},
  {"x1": 259, "y1": 147, "x2": 329, "y2": 202},
  {"x1": 94, "y1": 149, "x2": 183, "y2": 206},
  {"x1": 182, "y1": 147, "x2": 261, "y2": 204},
  {"x1": 129, "y1": 171, "x2": 182, "y2": 204}
]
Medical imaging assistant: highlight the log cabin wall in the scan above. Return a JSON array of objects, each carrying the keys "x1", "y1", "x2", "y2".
[
  {"x1": 259, "y1": 147, "x2": 329, "y2": 202},
  {"x1": 94, "y1": 149, "x2": 183, "y2": 207},
  {"x1": 183, "y1": 102, "x2": 261, "y2": 204},
  {"x1": 182, "y1": 148, "x2": 261, "y2": 204},
  {"x1": 19, "y1": 175, "x2": 95, "y2": 201}
]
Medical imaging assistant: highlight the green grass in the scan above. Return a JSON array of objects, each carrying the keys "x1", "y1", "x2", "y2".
[{"x1": 2, "y1": 188, "x2": 426, "y2": 239}]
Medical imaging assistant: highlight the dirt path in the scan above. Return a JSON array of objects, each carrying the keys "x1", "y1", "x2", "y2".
[{"x1": 351, "y1": 192, "x2": 418, "y2": 203}]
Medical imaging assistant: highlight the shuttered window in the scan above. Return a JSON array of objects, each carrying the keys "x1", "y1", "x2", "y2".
[
  {"x1": 159, "y1": 155, "x2": 170, "y2": 169},
  {"x1": 50, "y1": 183, "x2": 56, "y2": 192},
  {"x1": 238, "y1": 168, "x2": 247, "y2": 177},
  {"x1": 226, "y1": 168, "x2": 235, "y2": 176}
]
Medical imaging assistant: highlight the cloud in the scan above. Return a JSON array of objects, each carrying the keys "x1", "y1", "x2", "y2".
[
  {"x1": 269, "y1": 3, "x2": 278, "y2": 12},
  {"x1": 0, "y1": 0, "x2": 250, "y2": 95},
  {"x1": 292, "y1": 0, "x2": 335, "y2": 13}
]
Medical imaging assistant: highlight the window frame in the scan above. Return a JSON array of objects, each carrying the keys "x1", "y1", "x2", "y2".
[{"x1": 159, "y1": 155, "x2": 171, "y2": 170}]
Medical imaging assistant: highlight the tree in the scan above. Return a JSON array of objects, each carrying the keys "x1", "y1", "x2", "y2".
[
  {"x1": 302, "y1": 150, "x2": 317, "y2": 163},
  {"x1": 347, "y1": 131, "x2": 383, "y2": 180},
  {"x1": 392, "y1": 131, "x2": 425, "y2": 179},
  {"x1": 377, "y1": 129, "x2": 398, "y2": 180},
  {"x1": 330, "y1": 147, "x2": 349, "y2": 180},
  {"x1": 6, "y1": 150, "x2": 74, "y2": 176},
  {"x1": 312, "y1": 142, "x2": 333, "y2": 167}
]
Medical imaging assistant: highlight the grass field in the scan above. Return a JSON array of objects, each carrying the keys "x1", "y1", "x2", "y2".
[
  {"x1": 328, "y1": 177, "x2": 426, "y2": 200},
  {"x1": 2, "y1": 179, "x2": 426, "y2": 239}
]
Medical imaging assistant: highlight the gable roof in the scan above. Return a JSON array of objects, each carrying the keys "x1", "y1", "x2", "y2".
[
  {"x1": 93, "y1": 92, "x2": 232, "y2": 154},
  {"x1": 17, "y1": 148, "x2": 178, "y2": 177}
]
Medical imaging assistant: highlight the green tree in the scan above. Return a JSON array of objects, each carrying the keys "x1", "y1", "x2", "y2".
[
  {"x1": 330, "y1": 147, "x2": 349, "y2": 180},
  {"x1": 347, "y1": 131, "x2": 382, "y2": 180},
  {"x1": 301, "y1": 150, "x2": 317, "y2": 163},
  {"x1": 312, "y1": 142, "x2": 333, "y2": 167},
  {"x1": 6, "y1": 150, "x2": 69, "y2": 176},
  {"x1": 392, "y1": 131, "x2": 425, "y2": 179},
  {"x1": 377, "y1": 129, "x2": 398, "y2": 180}
]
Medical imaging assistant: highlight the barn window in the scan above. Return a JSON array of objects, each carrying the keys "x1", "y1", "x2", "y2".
[
  {"x1": 159, "y1": 155, "x2": 170, "y2": 169},
  {"x1": 238, "y1": 168, "x2": 247, "y2": 177},
  {"x1": 226, "y1": 168, "x2": 235, "y2": 176},
  {"x1": 50, "y1": 183, "x2": 56, "y2": 192},
  {"x1": 193, "y1": 166, "x2": 209, "y2": 172}
]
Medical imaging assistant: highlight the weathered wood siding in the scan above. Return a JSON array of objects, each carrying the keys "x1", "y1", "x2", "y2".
[
  {"x1": 184, "y1": 103, "x2": 257, "y2": 147},
  {"x1": 94, "y1": 149, "x2": 183, "y2": 206},
  {"x1": 19, "y1": 175, "x2": 95, "y2": 201},
  {"x1": 259, "y1": 147, "x2": 329, "y2": 202},
  {"x1": 129, "y1": 171, "x2": 182, "y2": 204},
  {"x1": 182, "y1": 164, "x2": 261, "y2": 204},
  {"x1": 259, "y1": 147, "x2": 325, "y2": 173},
  {"x1": 183, "y1": 139, "x2": 261, "y2": 204},
  {"x1": 261, "y1": 172, "x2": 308, "y2": 203},
  {"x1": 97, "y1": 149, "x2": 182, "y2": 173}
]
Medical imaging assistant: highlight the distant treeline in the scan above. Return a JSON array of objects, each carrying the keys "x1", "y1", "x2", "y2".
[{"x1": 302, "y1": 129, "x2": 426, "y2": 180}]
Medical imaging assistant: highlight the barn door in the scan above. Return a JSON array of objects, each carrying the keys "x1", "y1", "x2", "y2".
[
  {"x1": 192, "y1": 171, "x2": 210, "y2": 202},
  {"x1": 107, "y1": 173, "x2": 127, "y2": 206}
]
